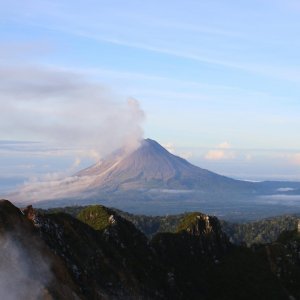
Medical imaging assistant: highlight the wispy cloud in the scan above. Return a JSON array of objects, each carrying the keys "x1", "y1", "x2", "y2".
[
  {"x1": 3, "y1": 3, "x2": 300, "y2": 85},
  {"x1": 289, "y1": 153, "x2": 300, "y2": 165},
  {"x1": 32, "y1": 24, "x2": 300, "y2": 84}
]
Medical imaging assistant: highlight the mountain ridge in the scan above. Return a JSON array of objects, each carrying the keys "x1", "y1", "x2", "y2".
[{"x1": 3, "y1": 199, "x2": 293, "y2": 300}]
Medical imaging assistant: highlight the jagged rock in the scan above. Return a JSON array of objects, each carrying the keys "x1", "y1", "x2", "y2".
[
  {"x1": 23, "y1": 205, "x2": 36, "y2": 221},
  {"x1": 0, "y1": 200, "x2": 292, "y2": 300},
  {"x1": 0, "y1": 200, "x2": 83, "y2": 300},
  {"x1": 261, "y1": 230, "x2": 300, "y2": 299},
  {"x1": 108, "y1": 215, "x2": 116, "y2": 225},
  {"x1": 36, "y1": 205, "x2": 166, "y2": 299}
]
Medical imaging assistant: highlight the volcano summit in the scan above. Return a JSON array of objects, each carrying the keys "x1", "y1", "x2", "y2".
[
  {"x1": 76, "y1": 138, "x2": 247, "y2": 192},
  {"x1": 9, "y1": 139, "x2": 300, "y2": 220}
]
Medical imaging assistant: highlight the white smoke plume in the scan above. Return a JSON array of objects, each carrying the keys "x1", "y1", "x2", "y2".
[
  {"x1": 0, "y1": 64, "x2": 145, "y2": 159},
  {"x1": 0, "y1": 233, "x2": 52, "y2": 300}
]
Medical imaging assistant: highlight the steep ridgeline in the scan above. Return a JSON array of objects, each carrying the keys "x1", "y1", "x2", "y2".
[
  {"x1": 30, "y1": 205, "x2": 166, "y2": 300},
  {"x1": 0, "y1": 200, "x2": 293, "y2": 300}
]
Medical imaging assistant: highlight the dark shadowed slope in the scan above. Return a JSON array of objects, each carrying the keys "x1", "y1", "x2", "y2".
[
  {"x1": 0, "y1": 200, "x2": 83, "y2": 299},
  {"x1": 1, "y1": 200, "x2": 292, "y2": 300}
]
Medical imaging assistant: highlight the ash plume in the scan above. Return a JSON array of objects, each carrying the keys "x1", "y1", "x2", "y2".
[{"x1": 0, "y1": 64, "x2": 145, "y2": 159}]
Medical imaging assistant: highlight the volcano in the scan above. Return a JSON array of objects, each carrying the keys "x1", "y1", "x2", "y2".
[
  {"x1": 11, "y1": 139, "x2": 254, "y2": 206},
  {"x1": 11, "y1": 139, "x2": 300, "y2": 219},
  {"x1": 76, "y1": 138, "x2": 248, "y2": 192}
]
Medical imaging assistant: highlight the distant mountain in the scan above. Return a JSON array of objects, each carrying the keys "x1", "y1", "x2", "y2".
[
  {"x1": 76, "y1": 138, "x2": 250, "y2": 192},
  {"x1": 9, "y1": 139, "x2": 300, "y2": 219}
]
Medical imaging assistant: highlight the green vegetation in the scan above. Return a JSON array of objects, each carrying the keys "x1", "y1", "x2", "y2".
[
  {"x1": 222, "y1": 215, "x2": 300, "y2": 246},
  {"x1": 176, "y1": 212, "x2": 203, "y2": 232},
  {"x1": 39, "y1": 205, "x2": 300, "y2": 246},
  {"x1": 37, "y1": 205, "x2": 84, "y2": 217},
  {"x1": 77, "y1": 205, "x2": 113, "y2": 231},
  {"x1": 119, "y1": 212, "x2": 182, "y2": 236}
]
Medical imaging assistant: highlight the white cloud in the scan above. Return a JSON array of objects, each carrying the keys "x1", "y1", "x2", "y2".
[
  {"x1": 163, "y1": 142, "x2": 193, "y2": 160},
  {"x1": 290, "y1": 153, "x2": 300, "y2": 165},
  {"x1": 245, "y1": 153, "x2": 252, "y2": 161},
  {"x1": 179, "y1": 151, "x2": 193, "y2": 159},
  {"x1": 205, "y1": 142, "x2": 236, "y2": 160},
  {"x1": 163, "y1": 142, "x2": 176, "y2": 154},
  {"x1": 218, "y1": 142, "x2": 231, "y2": 149}
]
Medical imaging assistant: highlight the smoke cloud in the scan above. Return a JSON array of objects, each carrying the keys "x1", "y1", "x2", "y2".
[
  {"x1": 0, "y1": 64, "x2": 145, "y2": 159},
  {"x1": 0, "y1": 233, "x2": 52, "y2": 300}
]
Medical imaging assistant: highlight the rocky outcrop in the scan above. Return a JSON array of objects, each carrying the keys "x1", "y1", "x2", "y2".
[
  {"x1": 0, "y1": 200, "x2": 83, "y2": 300},
  {"x1": 34, "y1": 205, "x2": 166, "y2": 299},
  {"x1": 261, "y1": 230, "x2": 300, "y2": 299},
  {"x1": 150, "y1": 212, "x2": 232, "y2": 299},
  {"x1": 0, "y1": 200, "x2": 291, "y2": 300},
  {"x1": 176, "y1": 213, "x2": 230, "y2": 257}
]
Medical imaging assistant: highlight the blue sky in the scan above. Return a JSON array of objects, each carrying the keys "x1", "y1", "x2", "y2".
[{"x1": 1, "y1": 0, "x2": 300, "y2": 186}]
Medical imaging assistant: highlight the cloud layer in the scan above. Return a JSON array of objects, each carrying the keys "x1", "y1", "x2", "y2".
[{"x1": 0, "y1": 64, "x2": 144, "y2": 159}]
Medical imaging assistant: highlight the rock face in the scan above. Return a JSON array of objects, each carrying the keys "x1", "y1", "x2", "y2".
[
  {"x1": 0, "y1": 200, "x2": 83, "y2": 300},
  {"x1": 151, "y1": 213, "x2": 231, "y2": 299},
  {"x1": 0, "y1": 200, "x2": 293, "y2": 300},
  {"x1": 260, "y1": 230, "x2": 300, "y2": 299},
  {"x1": 27, "y1": 205, "x2": 166, "y2": 300},
  {"x1": 177, "y1": 213, "x2": 230, "y2": 257}
]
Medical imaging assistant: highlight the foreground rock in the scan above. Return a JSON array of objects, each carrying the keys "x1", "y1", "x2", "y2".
[
  {"x1": 0, "y1": 200, "x2": 294, "y2": 299},
  {"x1": 0, "y1": 200, "x2": 82, "y2": 299}
]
